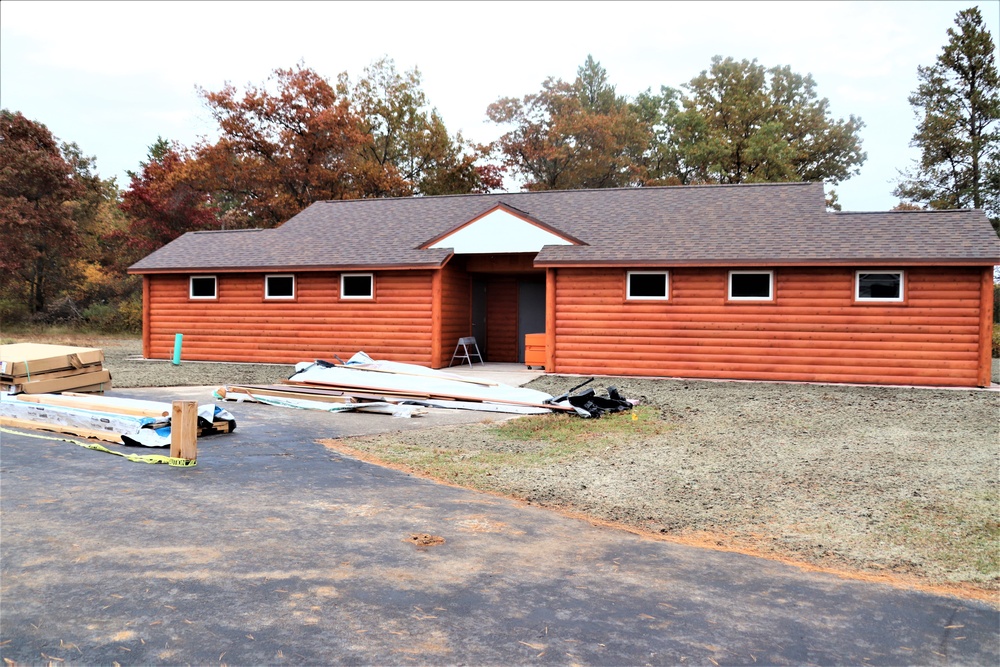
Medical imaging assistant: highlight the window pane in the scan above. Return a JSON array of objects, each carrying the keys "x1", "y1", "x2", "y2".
[
  {"x1": 342, "y1": 275, "x2": 372, "y2": 298},
  {"x1": 267, "y1": 276, "x2": 294, "y2": 297},
  {"x1": 190, "y1": 277, "x2": 216, "y2": 298},
  {"x1": 731, "y1": 273, "x2": 771, "y2": 298},
  {"x1": 858, "y1": 273, "x2": 900, "y2": 299},
  {"x1": 629, "y1": 273, "x2": 666, "y2": 298}
]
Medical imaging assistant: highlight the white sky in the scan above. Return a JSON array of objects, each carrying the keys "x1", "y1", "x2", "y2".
[{"x1": 2, "y1": 0, "x2": 998, "y2": 212}]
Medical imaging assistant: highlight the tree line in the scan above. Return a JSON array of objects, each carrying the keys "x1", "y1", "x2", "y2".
[{"x1": 1, "y1": 6, "x2": 997, "y2": 331}]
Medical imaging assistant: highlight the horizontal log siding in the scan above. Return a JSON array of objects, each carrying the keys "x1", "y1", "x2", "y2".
[
  {"x1": 486, "y1": 277, "x2": 519, "y2": 362},
  {"x1": 553, "y1": 267, "x2": 985, "y2": 386},
  {"x1": 147, "y1": 271, "x2": 434, "y2": 365},
  {"x1": 438, "y1": 264, "x2": 472, "y2": 368}
]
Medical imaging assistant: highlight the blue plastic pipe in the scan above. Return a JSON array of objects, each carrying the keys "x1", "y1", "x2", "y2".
[{"x1": 172, "y1": 333, "x2": 183, "y2": 365}]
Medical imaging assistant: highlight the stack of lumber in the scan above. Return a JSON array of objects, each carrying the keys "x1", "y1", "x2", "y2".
[
  {"x1": 0, "y1": 343, "x2": 111, "y2": 394},
  {"x1": 0, "y1": 391, "x2": 236, "y2": 446},
  {"x1": 219, "y1": 352, "x2": 572, "y2": 416}
]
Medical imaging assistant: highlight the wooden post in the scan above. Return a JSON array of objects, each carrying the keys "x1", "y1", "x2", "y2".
[
  {"x1": 431, "y1": 269, "x2": 442, "y2": 368},
  {"x1": 142, "y1": 275, "x2": 151, "y2": 360},
  {"x1": 545, "y1": 268, "x2": 556, "y2": 373},
  {"x1": 170, "y1": 400, "x2": 198, "y2": 462}
]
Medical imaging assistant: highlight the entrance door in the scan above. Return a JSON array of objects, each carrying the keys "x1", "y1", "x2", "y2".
[
  {"x1": 517, "y1": 279, "x2": 546, "y2": 364},
  {"x1": 471, "y1": 279, "x2": 488, "y2": 360}
]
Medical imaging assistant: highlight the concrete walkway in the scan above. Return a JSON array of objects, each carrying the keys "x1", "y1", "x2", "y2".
[
  {"x1": 1, "y1": 386, "x2": 997, "y2": 665},
  {"x1": 440, "y1": 361, "x2": 545, "y2": 387}
]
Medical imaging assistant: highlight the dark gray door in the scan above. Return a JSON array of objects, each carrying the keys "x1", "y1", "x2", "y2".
[
  {"x1": 471, "y1": 279, "x2": 488, "y2": 360},
  {"x1": 517, "y1": 279, "x2": 546, "y2": 364}
]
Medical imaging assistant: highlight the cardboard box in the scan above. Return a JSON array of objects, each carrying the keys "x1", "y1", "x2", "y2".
[
  {"x1": 1, "y1": 363, "x2": 104, "y2": 383},
  {"x1": 0, "y1": 344, "x2": 104, "y2": 377},
  {"x1": 4, "y1": 370, "x2": 112, "y2": 394}
]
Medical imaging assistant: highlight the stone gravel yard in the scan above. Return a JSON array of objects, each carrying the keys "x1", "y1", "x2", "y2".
[{"x1": 9, "y1": 335, "x2": 1000, "y2": 598}]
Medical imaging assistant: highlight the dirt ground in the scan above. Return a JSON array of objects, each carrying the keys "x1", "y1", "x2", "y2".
[{"x1": 10, "y1": 336, "x2": 1000, "y2": 595}]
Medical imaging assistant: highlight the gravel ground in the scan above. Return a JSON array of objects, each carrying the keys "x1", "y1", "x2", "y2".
[
  {"x1": 333, "y1": 375, "x2": 999, "y2": 594},
  {"x1": 82, "y1": 337, "x2": 296, "y2": 388},
  {"x1": 10, "y1": 336, "x2": 1000, "y2": 593}
]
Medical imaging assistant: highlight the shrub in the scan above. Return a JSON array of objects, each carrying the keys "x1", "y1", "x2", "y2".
[
  {"x1": 31, "y1": 297, "x2": 85, "y2": 326},
  {"x1": 994, "y1": 283, "x2": 999, "y2": 324},
  {"x1": 0, "y1": 299, "x2": 30, "y2": 328},
  {"x1": 82, "y1": 293, "x2": 142, "y2": 334},
  {"x1": 993, "y1": 324, "x2": 1000, "y2": 358}
]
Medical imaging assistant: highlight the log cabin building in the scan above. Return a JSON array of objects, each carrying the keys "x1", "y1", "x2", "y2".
[{"x1": 129, "y1": 182, "x2": 1000, "y2": 387}]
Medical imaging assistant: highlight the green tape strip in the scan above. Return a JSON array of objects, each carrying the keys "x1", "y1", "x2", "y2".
[{"x1": 1, "y1": 427, "x2": 196, "y2": 467}]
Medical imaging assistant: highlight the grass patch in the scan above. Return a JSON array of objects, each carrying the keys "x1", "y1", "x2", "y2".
[
  {"x1": 893, "y1": 492, "x2": 1000, "y2": 583},
  {"x1": 1, "y1": 325, "x2": 139, "y2": 347},
  {"x1": 490, "y1": 404, "x2": 669, "y2": 444},
  {"x1": 339, "y1": 405, "x2": 673, "y2": 487}
]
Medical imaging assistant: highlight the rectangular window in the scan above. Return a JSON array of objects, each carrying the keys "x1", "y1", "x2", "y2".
[
  {"x1": 856, "y1": 271, "x2": 903, "y2": 302},
  {"x1": 728, "y1": 270, "x2": 774, "y2": 301},
  {"x1": 341, "y1": 273, "x2": 374, "y2": 299},
  {"x1": 626, "y1": 271, "x2": 668, "y2": 300},
  {"x1": 265, "y1": 274, "x2": 295, "y2": 299},
  {"x1": 189, "y1": 275, "x2": 217, "y2": 299}
]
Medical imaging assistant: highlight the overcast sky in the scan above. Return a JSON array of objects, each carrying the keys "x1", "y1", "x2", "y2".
[{"x1": 2, "y1": 0, "x2": 998, "y2": 212}]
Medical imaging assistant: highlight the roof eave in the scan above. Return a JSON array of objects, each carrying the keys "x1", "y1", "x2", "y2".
[
  {"x1": 532, "y1": 258, "x2": 1000, "y2": 268},
  {"x1": 128, "y1": 259, "x2": 452, "y2": 275}
]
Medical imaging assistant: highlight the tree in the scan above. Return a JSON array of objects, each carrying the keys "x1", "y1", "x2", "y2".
[
  {"x1": 342, "y1": 57, "x2": 501, "y2": 196},
  {"x1": 115, "y1": 138, "x2": 220, "y2": 268},
  {"x1": 0, "y1": 110, "x2": 85, "y2": 315},
  {"x1": 894, "y1": 7, "x2": 1000, "y2": 234},
  {"x1": 190, "y1": 64, "x2": 387, "y2": 228},
  {"x1": 487, "y1": 55, "x2": 650, "y2": 190},
  {"x1": 649, "y1": 56, "x2": 866, "y2": 185}
]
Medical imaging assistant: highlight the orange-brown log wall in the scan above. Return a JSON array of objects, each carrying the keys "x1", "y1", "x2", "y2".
[
  {"x1": 147, "y1": 271, "x2": 434, "y2": 365},
  {"x1": 486, "y1": 278, "x2": 519, "y2": 362},
  {"x1": 552, "y1": 266, "x2": 988, "y2": 387},
  {"x1": 437, "y1": 263, "x2": 472, "y2": 368}
]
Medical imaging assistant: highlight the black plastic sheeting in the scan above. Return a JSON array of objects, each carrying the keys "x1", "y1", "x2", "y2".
[{"x1": 547, "y1": 378, "x2": 635, "y2": 418}]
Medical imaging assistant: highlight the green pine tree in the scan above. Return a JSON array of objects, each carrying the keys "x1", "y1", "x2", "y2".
[{"x1": 894, "y1": 7, "x2": 1000, "y2": 235}]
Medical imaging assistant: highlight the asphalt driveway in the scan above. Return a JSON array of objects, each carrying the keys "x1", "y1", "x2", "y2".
[{"x1": 1, "y1": 386, "x2": 997, "y2": 665}]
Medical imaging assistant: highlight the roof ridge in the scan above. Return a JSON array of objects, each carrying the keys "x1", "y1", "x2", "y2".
[
  {"x1": 831, "y1": 209, "x2": 984, "y2": 215},
  {"x1": 191, "y1": 228, "x2": 268, "y2": 234},
  {"x1": 313, "y1": 181, "x2": 822, "y2": 205}
]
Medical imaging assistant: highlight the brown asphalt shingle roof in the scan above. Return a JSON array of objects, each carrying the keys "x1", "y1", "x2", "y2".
[{"x1": 128, "y1": 182, "x2": 1000, "y2": 273}]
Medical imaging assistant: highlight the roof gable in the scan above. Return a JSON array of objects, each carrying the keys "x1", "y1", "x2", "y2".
[{"x1": 420, "y1": 203, "x2": 583, "y2": 253}]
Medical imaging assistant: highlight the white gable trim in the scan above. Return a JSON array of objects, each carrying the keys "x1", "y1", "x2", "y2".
[{"x1": 428, "y1": 208, "x2": 575, "y2": 254}]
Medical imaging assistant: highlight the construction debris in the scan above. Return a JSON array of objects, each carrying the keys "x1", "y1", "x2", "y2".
[
  {"x1": 0, "y1": 391, "x2": 235, "y2": 447},
  {"x1": 217, "y1": 352, "x2": 635, "y2": 418},
  {"x1": 0, "y1": 343, "x2": 111, "y2": 394},
  {"x1": 215, "y1": 384, "x2": 426, "y2": 418}
]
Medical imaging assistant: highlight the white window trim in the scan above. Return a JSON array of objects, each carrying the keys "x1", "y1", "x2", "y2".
[
  {"x1": 264, "y1": 274, "x2": 295, "y2": 300},
  {"x1": 728, "y1": 270, "x2": 774, "y2": 301},
  {"x1": 189, "y1": 275, "x2": 217, "y2": 300},
  {"x1": 340, "y1": 273, "x2": 374, "y2": 300},
  {"x1": 626, "y1": 271, "x2": 669, "y2": 300},
  {"x1": 855, "y1": 270, "x2": 904, "y2": 302}
]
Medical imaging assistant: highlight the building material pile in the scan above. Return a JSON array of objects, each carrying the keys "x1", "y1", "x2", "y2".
[
  {"x1": 0, "y1": 391, "x2": 236, "y2": 447},
  {"x1": 0, "y1": 343, "x2": 111, "y2": 394},
  {"x1": 217, "y1": 352, "x2": 633, "y2": 418},
  {"x1": 218, "y1": 352, "x2": 564, "y2": 416}
]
